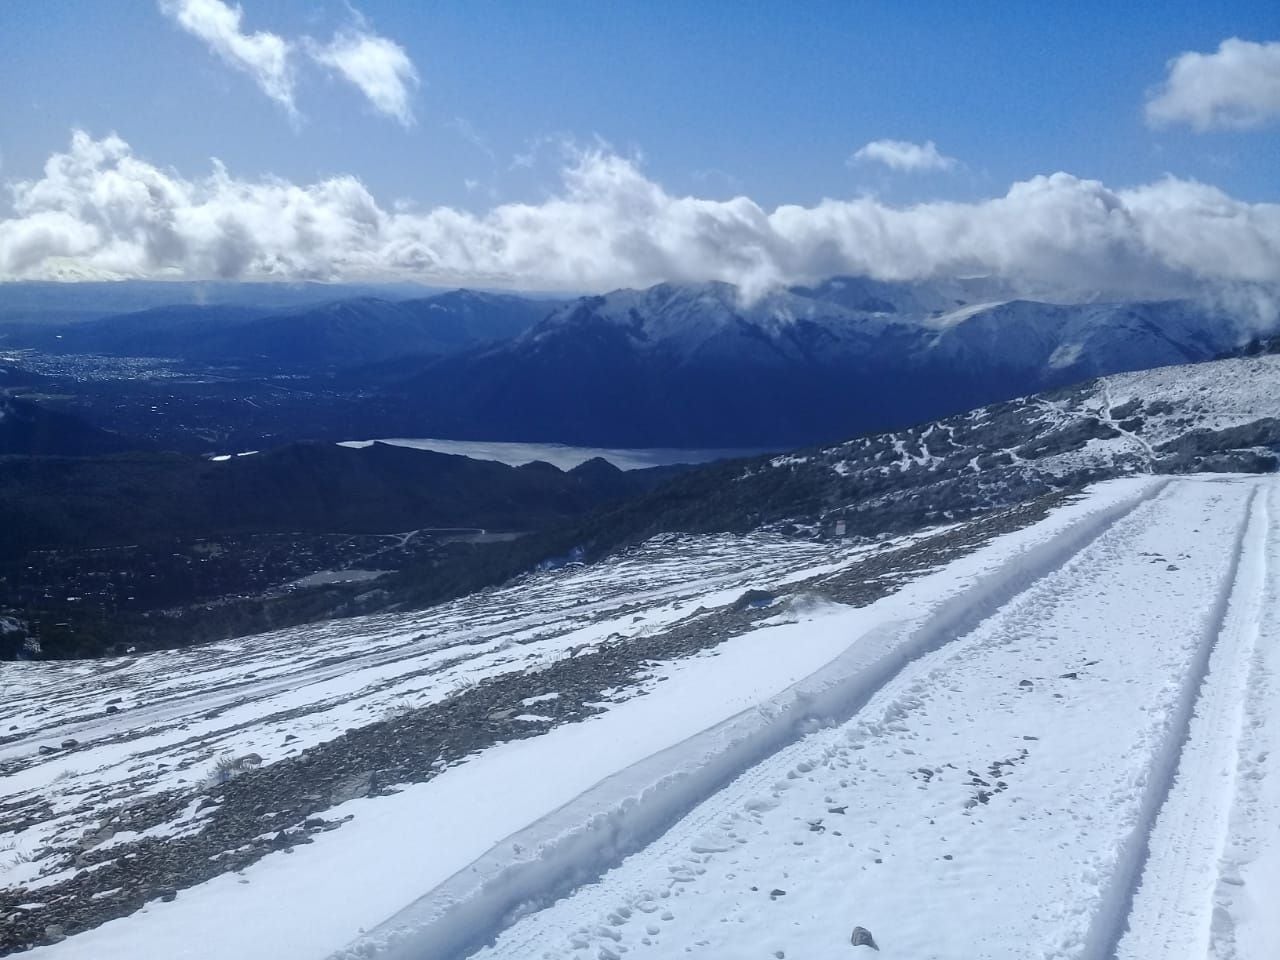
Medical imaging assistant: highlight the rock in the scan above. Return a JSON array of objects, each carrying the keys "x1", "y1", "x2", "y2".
[
  {"x1": 60, "y1": 739, "x2": 79, "y2": 750},
  {"x1": 1018, "y1": 679, "x2": 1033, "y2": 687},
  {"x1": 38, "y1": 745, "x2": 57, "y2": 755},
  {"x1": 105, "y1": 705, "x2": 120, "y2": 715},
  {"x1": 486, "y1": 708, "x2": 518, "y2": 721},
  {"x1": 850, "y1": 925, "x2": 879, "y2": 950},
  {"x1": 329, "y1": 771, "x2": 373, "y2": 806},
  {"x1": 158, "y1": 887, "x2": 177, "y2": 902},
  {"x1": 106, "y1": 697, "x2": 123, "y2": 704},
  {"x1": 44, "y1": 924, "x2": 65, "y2": 944},
  {"x1": 1059, "y1": 671, "x2": 1079, "y2": 680},
  {"x1": 79, "y1": 823, "x2": 116, "y2": 851},
  {"x1": 769, "y1": 888, "x2": 786, "y2": 898},
  {"x1": 732, "y1": 588, "x2": 775, "y2": 611}
]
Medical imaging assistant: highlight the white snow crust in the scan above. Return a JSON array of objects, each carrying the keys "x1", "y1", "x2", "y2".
[{"x1": 8, "y1": 475, "x2": 1280, "y2": 960}]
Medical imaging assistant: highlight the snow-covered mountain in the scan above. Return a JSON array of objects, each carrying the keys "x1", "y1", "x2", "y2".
[{"x1": 397, "y1": 279, "x2": 1262, "y2": 447}]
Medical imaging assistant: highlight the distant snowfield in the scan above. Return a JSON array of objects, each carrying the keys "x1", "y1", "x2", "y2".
[
  {"x1": 8, "y1": 476, "x2": 1280, "y2": 960},
  {"x1": 337, "y1": 437, "x2": 768, "y2": 471}
]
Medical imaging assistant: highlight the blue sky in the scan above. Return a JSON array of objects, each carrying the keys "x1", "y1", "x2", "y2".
[
  {"x1": 0, "y1": 1, "x2": 1277, "y2": 292},
  {"x1": 3, "y1": 0, "x2": 1277, "y2": 207}
]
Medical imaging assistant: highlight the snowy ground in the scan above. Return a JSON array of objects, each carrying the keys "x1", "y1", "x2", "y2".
[{"x1": 6, "y1": 475, "x2": 1280, "y2": 959}]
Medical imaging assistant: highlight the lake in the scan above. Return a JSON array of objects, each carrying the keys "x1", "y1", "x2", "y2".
[{"x1": 337, "y1": 437, "x2": 769, "y2": 471}]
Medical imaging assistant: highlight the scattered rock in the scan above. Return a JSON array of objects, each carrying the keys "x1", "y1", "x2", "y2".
[
  {"x1": 38, "y1": 745, "x2": 56, "y2": 756},
  {"x1": 1018, "y1": 679, "x2": 1033, "y2": 687},
  {"x1": 61, "y1": 739, "x2": 79, "y2": 749},
  {"x1": 105, "y1": 705, "x2": 120, "y2": 715},
  {"x1": 850, "y1": 925, "x2": 879, "y2": 950},
  {"x1": 732, "y1": 589, "x2": 775, "y2": 611},
  {"x1": 769, "y1": 888, "x2": 786, "y2": 899},
  {"x1": 1059, "y1": 671, "x2": 1078, "y2": 680}
]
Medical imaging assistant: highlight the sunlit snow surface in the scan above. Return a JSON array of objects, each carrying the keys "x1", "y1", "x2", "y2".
[{"x1": 9, "y1": 474, "x2": 1280, "y2": 960}]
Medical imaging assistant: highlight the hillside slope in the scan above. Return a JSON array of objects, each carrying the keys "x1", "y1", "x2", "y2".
[
  {"x1": 0, "y1": 395, "x2": 143, "y2": 457},
  {"x1": 548, "y1": 351, "x2": 1280, "y2": 551},
  {"x1": 6, "y1": 477, "x2": 1278, "y2": 960},
  {"x1": 0, "y1": 442, "x2": 672, "y2": 561}
]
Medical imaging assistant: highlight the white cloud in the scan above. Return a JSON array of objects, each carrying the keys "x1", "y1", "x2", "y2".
[
  {"x1": 3, "y1": 132, "x2": 1279, "y2": 309},
  {"x1": 1146, "y1": 37, "x2": 1280, "y2": 131},
  {"x1": 159, "y1": 0, "x2": 296, "y2": 114},
  {"x1": 851, "y1": 139, "x2": 957, "y2": 172},
  {"x1": 308, "y1": 29, "x2": 419, "y2": 126}
]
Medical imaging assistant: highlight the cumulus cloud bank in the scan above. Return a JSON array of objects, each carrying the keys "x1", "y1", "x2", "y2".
[
  {"x1": 160, "y1": 0, "x2": 295, "y2": 112},
  {"x1": 2, "y1": 132, "x2": 1279, "y2": 304},
  {"x1": 851, "y1": 139, "x2": 957, "y2": 172},
  {"x1": 1146, "y1": 37, "x2": 1280, "y2": 131}
]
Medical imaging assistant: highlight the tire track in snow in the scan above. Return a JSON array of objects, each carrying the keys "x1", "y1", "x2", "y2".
[
  {"x1": 1208, "y1": 478, "x2": 1280, "y2": 960},
  {"x1": 1084, "y1": 480, "x2": 1265, "y2": 960},
  {"x1": 334, "y1": 479, "x2": 1170, "y2": 960},
  {"x1": 464, "y1": 478, "x2": 1253, "y2": 960}
]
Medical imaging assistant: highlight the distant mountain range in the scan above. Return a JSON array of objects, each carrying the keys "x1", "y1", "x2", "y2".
[
  {"x1": 386, "y1": 280, "x2": 1262, "y2": 447},
  {"x1": 0, "y1": 290, "x2": 563, "y2": 369},
  {"x1": 0, "y1": 279, "x2": 442, "y2": 323},
  {"x1": 2, "y1": 276, "x2": 1270, "y2": 451}
]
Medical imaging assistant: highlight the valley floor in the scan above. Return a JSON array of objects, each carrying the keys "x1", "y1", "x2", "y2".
[{"x1": 5, "y1": 476, "x2": 1280, "y2": 959}]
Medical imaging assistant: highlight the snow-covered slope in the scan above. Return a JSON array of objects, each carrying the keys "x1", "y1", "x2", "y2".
[
  {"x1": 5, "y1": 476, "x2": 1280, "y2": 960},
  {"x1": 529, "y1": 281, "x2": 1248, "y2": 373},
  {"x1": 735, "y1": 352, "x2": 1280, "y2": 537}
]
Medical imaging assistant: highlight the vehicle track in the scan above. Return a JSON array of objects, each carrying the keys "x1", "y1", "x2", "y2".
[
  {"x1": 338, "y1": 479, "x2": 1172, "y2": 960},
  {"x1": 1105, "y1": 482, "x2": 1267, "y2": 959}
]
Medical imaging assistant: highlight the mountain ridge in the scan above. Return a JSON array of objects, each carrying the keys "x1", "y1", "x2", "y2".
[{"x1": 385, "y1": 279, "x2": 1262, "y2": 447}]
